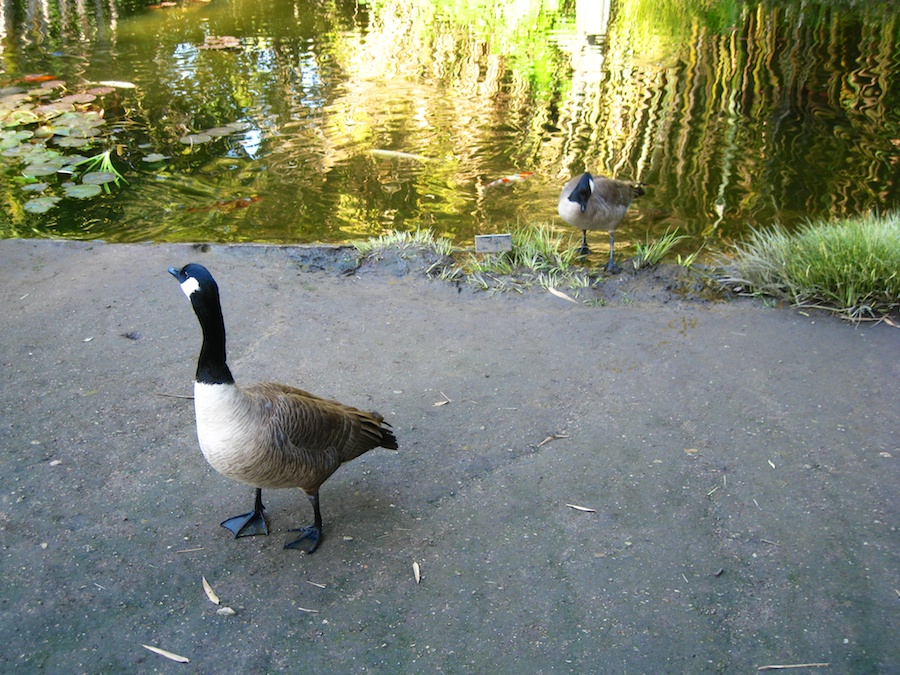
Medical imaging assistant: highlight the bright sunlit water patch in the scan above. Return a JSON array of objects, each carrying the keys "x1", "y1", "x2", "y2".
[{"x1": 0, "y1": 0, "x2": 898, "y2": 262}]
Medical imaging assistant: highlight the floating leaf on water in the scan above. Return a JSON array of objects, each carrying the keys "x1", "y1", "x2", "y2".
[
  {"x1": 204, "y1": 126, "x2": 235, "y2": 137},
  {"x1": 60, "y1": 93, "x2": 97, "y2": 104},
  {"x1": 180, "y1": 133, "x2": 212, "y2": 144},
  {"x1": 55, "y1": 137, "x2": 92, "y2": 148},
  {"x1": 198, "y1": 35, "x2": 242, "y2": 50},
  {"x1": 24, "y1": 196, "x2": 61, "y2": 213},
  {"x1": 69, "y1": 127, "x2": 102, "y2": 138},
  {"x1": 29, "y1": 88, "x2": 55, "y2": 97},
  {"x1": 32, "y1": 102, "x2": 74, "y2": 116},
  {"x1": 23, "y1": 163, "x2": 62, "y2": 177},
  {"x1": 142, "y1": 153, "x2": 169, "y2": 162},
  {"x1": 43, "y1": 80, "x2": 66, "y2": 89},
  {"x1": 97, "y1": 80, "x2": 136, "y2": 89},
  {"x1": 0, "y1": 86, "x2": 27, "y2": 96},
  {"x1": 22, "y1": 182, "x2": 49, "y2": 192},
  {"x1": 225, "y1": 121, "x2": 250, "y2": 131},
  {"x1": 64, "y1": 183, "x2": 103, "y2": 198},
  {"x1": 82, "y1": 171, "x2": 118, "y2": 185},
  {"x1": 86, "y1": 86, "x2": 116, "y2": 96}
]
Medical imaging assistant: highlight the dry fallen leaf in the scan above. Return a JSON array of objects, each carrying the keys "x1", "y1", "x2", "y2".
[
  {"x1": 547, "y1": 287, "x2": 577, "y2": 303},
  {"x1": 297, "y1": 606, "x2": 320, "y2": 613},
  {"x1": 413, "y1": 561, "x2": 421, "y2": 584},
  {"x1": 202, "y1": 576, "x2": 220, "y2": 605},
  {"x1": 141, "y1": 644, "x2": 190, "y2": 663},
  {"x1": 565, "y1": 503, "x2": 597, "y2": 513},
  {"x1": 433, "y1": 392, "x2": 452, "y2": 407}
]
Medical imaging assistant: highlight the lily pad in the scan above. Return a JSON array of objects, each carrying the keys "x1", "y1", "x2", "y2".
[
  {"x1": 180, "y1": 133, "x2": 212, "y2": 144},
  {"x1": 204, "y1": 126, "x2": 235, "y2": 137},
  {"x1": 55, "y1": 136, "x2": 92, "y2": 148},
  {"x1": 82, "y1": 171, "x2": 118, "y2": 185},
  {"x1": 24, "y1": 196, "x2": 61, "y2": 213},
  {"x1": 142, "y1": 153, "x2": 169, "y2": 162},
  {"x1": 68, "y1": 127, "x2": 102, "y2": 138},
  {"x1": 85, "y1": 86, "x2": 116, "y2": 96},
  {"x1": 64, "y1": 183, "x2": 102, "y2": 198},
  {"x1": 60, "y1": 93, "x2": 97, "y2": 104},
  {"x1": 23, "y1": 163, "x2": 63, "y2": 177},
  {"x1": 22, "y1": 182, "x2": 50, "y2": 192}
]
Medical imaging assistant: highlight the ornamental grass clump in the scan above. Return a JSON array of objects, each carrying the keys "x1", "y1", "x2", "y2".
[{"x1": 724, "y1": 213, "x2": 900, "y2": 319}]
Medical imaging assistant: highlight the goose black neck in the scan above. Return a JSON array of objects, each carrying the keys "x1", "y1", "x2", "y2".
[{"x1": 192, "y1": 293, "x2": 235, "y2": 385}]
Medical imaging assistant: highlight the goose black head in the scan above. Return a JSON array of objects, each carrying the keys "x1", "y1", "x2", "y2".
[
  {"x1": 169, "y1": 263, "x2": 218, "y2": 298},
  {"x1": 169, "y1": 263, "x2": 226, "y2": 333},
  {"x1": 169, "y1": 263, "x2": 234, "y2": 385},
  {"x1": 568, "y1": 172, "x2": 595, "y2": 212}
]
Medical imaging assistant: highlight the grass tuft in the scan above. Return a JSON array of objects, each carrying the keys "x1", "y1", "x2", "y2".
[
  {"x1": 632, "y1": 227, "x2": 687, "y2": 270},
  {"x1": 453, "y1": 223, "x2": 593, "y2": 292},
  {"x1": 352, "y1": 228, "x2": 454, "y2": 258},
  {"x1": 721, "y1": 213, "x2": 900, "y2": 319}
]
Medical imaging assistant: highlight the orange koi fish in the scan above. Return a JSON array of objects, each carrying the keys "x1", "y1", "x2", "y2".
[
  {"x1": 186, "y1": 196, "x2": 262, "y2": 213},
  {"x1": 484, "y1": 171, "x2": 534, "y2": 189}
]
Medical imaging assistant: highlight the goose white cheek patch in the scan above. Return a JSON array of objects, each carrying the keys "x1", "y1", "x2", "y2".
[{"x1": 180, "y1": 276, "x2": 201, "y2": 298}]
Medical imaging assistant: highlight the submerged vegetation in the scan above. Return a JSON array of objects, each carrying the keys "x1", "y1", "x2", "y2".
[{"x1": 722, "y1": 214, "x2": 900, "y2": 320}]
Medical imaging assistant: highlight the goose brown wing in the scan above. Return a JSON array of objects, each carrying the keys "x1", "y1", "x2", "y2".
[{"x1": 245, "y1": 382, "x2": 397, "y2": 463}]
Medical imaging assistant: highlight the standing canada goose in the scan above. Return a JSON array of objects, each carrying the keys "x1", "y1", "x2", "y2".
[
  {"x1": 558, "y1": 172, "x2": 645, "y2": 273},
  {"x1": 169, "y1": 263, "x2": 397, "y2": 553}
]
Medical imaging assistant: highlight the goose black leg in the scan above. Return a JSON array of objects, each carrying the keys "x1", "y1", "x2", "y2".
[
  {"x1": 284, "y1": 492, "x2": 323, "y2": 554},
  {"x1": 605, "y1": 231, "x2": 621, "y2": 273},
  {"x1": 221, "y1": 488, "x2": 269, "y2": 538},
  {"x1": 576, "y1": 229, "x2": 591, "y2": 256}
]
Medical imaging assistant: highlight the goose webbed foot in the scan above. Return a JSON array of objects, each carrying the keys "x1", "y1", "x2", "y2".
[
  {"x1": 284, "y1": 491, "x2": 323, "y2": 553},
  {"x1": 221, "y1": 488, "x2": 269, "y2": 538},
  {"x1": 604, "y1": 260, "x2": 621, "y2": 274},
  {"x1": 284, "y1": 526, "x2": 321, "y2": 553}
]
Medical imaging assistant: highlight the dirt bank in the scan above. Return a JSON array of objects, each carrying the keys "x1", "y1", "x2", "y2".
[{"x1": 0, "y1": 239, "x2": 897, "y2": 672}]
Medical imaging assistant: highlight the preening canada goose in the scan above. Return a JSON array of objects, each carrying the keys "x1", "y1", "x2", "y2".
[
  {"x1": 169, "y1": 263, "x2": 398, "y2": 553},
  {"x1": 558, "y1": 172, "x2": 645, "y2": 273}
]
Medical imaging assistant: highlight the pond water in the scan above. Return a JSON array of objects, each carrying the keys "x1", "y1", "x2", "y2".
[{"x1": 1, "y1": 0, "x2": 898, "y2": 261}]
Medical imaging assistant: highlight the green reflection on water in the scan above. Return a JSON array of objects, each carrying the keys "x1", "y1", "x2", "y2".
[{"x1": 0, "y1": 0, "x2": 897, "y2": 261}]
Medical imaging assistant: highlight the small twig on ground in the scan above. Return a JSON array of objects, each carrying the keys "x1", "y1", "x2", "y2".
[
  {"x1": 538, "y1": 433, "x2": 570, "y2": 447},
  {"x1": 757, "y1": 664, "x2": 829, "y2": 671}
]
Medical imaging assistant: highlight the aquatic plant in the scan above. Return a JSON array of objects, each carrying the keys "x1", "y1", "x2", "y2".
[{"x1": 721, "y1": 213, "x2": 900, "y2": 320}]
